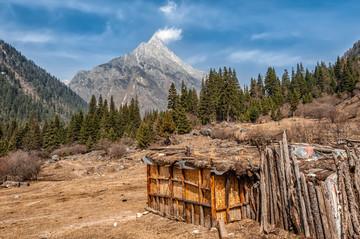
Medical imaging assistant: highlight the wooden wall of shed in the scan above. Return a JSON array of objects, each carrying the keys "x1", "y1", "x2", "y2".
[
  {"x1": 258, "y1": 133, "x2": 360, "y2": 239},
  {"x1": 147, "y1": 164, "x2": 258, "y2": 227},
  {"x1": 214, "y1": 172, "x2": 258, "y2": 223},
  {"x1": 147, "y1": 165, "x2": 214, "y2": 227}
]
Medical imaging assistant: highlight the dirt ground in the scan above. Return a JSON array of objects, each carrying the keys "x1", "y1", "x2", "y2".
[{"x1": 0, "y1": 146, "x2": 302, "y2": 239}]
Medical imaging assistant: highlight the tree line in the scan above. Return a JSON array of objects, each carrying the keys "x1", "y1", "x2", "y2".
[
  {"x1": 197, "y1": 55, "x2": 360, "y2": 123},
  {"x1": 1, "y1": 53, "x2": 360, "y2": 155}
]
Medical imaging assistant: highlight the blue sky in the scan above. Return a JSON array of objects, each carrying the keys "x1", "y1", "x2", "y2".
[{"x1": 1, "y1": 0, "x2": 360, "y2": 85}]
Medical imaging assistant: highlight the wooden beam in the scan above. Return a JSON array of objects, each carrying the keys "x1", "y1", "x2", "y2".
[
  {"x1": 260, "y1": 149, "x2": 269, "y2": 234},
  {"x1": 292, "y1": 155, "x2": 310, "y2": 237},
  {"x1": 239, "y1": 178, "x2": 245, "y2": 219},
  {"x1": 320, "y1": 182, "x2": 339, "y2": 239},
  {"x1": 300, "y1": 173, "x2": 315, "y2": 237},
  {"x1": 182, "y1": 169, "x2": 187, "y2": 222},
  {"x1": 148, "y1": 193, "x2": 211, "y2": 208},
  {"x1": 156, "y1": 165, "x2": 160, "y2": 194},
  {"x1": 147, "y1": 165, "x2": 151, "y2": 207},
  {"x1": 316, "y1": 185, "x2": 332, "y2": 239},
  {"x1": 199, "y1": 169, "x2": 204, "y2": 227},
  {"x1": 277, "y1": 142, "x2": 289, "y2": 230},
  {"x1": 225, "y1": 174, "x2": 230, "y2": 223},
  {"x1": 308, "y1": 181, "x2": 324, "y2": 239},
  {"x1": 169, "y1": 165, "x2": 174, "y2": 216},
  {"x1": 217, "y1": 219, "x2": 229, "y2": 239},
  {"x1": 191, "y1": 203, "x2": 195, "y2": 224},
  {"x1": 211, "y1": 174, "x2": 217, "y2": 227},
  {"x1": 146, "y1": 207, "x2": 185, "y2": 222}
]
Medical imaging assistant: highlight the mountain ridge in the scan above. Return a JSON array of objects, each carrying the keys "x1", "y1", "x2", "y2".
[
  {"x1": 0, "y1": 40, "x2": 87, "y2": 123},
  {"x1": 69, "y1": 34, "x2": 206, "y2": 114}
]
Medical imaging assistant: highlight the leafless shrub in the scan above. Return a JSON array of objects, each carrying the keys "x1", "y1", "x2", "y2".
[
  {"x1": 211, "y1": 128, "x2": 235, "y2": 140},
  {"x1": 295, "y1": 103, "x2": 342, "y2": 123},
  {"x1": 51, "y1": 144, "x2": 86, "y2": 157},
  {"x1": 108, "y1": 143, "x2": 128, "y2": 159},
  {"x1": 94, "y1": 138, "x2": 112, "y2": 151},
  {"x1": 239, "y1": 126, "x2": 282, "y2": 146},
  {"x1": 0, "y1": 150, "x2": 42, "y2": 182}
]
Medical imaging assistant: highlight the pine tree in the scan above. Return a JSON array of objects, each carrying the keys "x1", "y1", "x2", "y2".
[
  {"x1": 167, "y1": 82, "x2": 179, "y2": 111},
  {"x1": 43, "y1": 115, "x2": 63, "y2": 153},
  {"x1": 158, "y1": 111, "x2": 176, "y2": 137},
  {"x1": 22, "y1": 111, "x2": 42, "y2": 150},
  {"x1": 108, "y1": 127, "x2": 117, "y2": 142},
  {"x1": 176, "y1": 108, "x2": 192, "y2": 134},
  {"x1": 136, "y1": 123, "x2": 152, "y2": 149},
  {"x1": 180, "y1": 80, "x2": 189, "y2": 111}
]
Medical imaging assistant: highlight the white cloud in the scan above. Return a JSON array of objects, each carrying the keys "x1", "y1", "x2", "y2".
[
  {"x1": 16, "y1": 33, "x2": 53, "y2": 43},
  {"x1": 185, "y1": 55, "x2": 207, "y2": 65},
  {"x1": 229, "y1": 49, "x2": 301, "y2": 67},
  {"x1": 0, "y1": 29, "x2": 53, "y2": 44},
  {"x1": 155, "y1": 27, "x2": 182, "y2": 43},
  {"x1": 159, "y1": 1, "x2": 177, "y2": 16},
  {"x1": 251, "y1": 32, "x2": 270, "y2": 40}
]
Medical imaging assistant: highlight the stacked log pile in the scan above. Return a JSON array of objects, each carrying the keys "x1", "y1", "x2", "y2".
[{"x1": 260, "y1": 132, "x2": 360, "y2": 239}]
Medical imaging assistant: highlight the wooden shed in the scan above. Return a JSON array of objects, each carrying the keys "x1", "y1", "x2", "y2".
[{"x1": 142, "y1": 146, "x2": 260, "y2": 228}]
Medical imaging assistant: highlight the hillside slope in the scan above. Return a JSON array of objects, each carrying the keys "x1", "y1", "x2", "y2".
[{"x1": 0, "y1": 40, "x2": 87, "y2": 123}]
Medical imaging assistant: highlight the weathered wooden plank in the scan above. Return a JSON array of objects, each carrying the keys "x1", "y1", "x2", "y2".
[
  {"x1": 337, "y1": 161, "x2": 349, "y2": 239},
  {"x1": 321, "y1": 182, "x2": 339, "y2": 239},
  {"x1": 308, "y1": 181, "x2": 324, "y2": 239},
  {"x1": 316, "y1": 185, "x2": 332, "y2": 239},
  {"x1": 191, "y1": 203, "x2": 195, "y2": 224},
  {"x1": 351, "y1": 151, "x2": 360, "y2": 202},
  {"x1": 260, "y1": 149, "x2": 269, "y2": 234},
  {"x1": 182, "y1": 169, "x2": 187, "y2": 220},
  {"x1": 146, "y1": 207, "x2": 185, "y2": 222},
  {"x1": 169, "y1": 165, "x2": 174, "y2": 216},
  {"x1": 343, "y1": 164, "x2": 360, "y2": 235},
  {"x1": 147, "y1": 164, "x2": 151, "y2": 207},
  {"x1": 267, "y1": 148, "x2": 280, "y2": 226},
  {"x1": 148, "y1": 193, "x2": 211, "y2": 208},
  {"x1": 198, "y1": 168, "x2": 204, "y2": 227},
  {"x1": 292, "y1": 155, "x2": 310, "y2": 237},
  {"x1": 265, "y1": 148, "x2": 274, "y2": 226},
  {"x1": 225, "y1": 174, "x2": 230, "y2": 223},
  {"x1": 211, "y1": 174, "x2": 217, "y2": 227},
  {"x1": 282, "y1": 131, "x2": 293, "y2": 195},
  {"x1": 300, "y1": 173, "x2": 315, "y2": 237},
  {"x1": 200, "y1": 205, "x2": 204, "y2": 227},
  {"x1": 217, "y1": 219, "x2": 229, "y2": 239},
  {"x1": 277, "y1": 142, "x2": 288, "y2": 230}
]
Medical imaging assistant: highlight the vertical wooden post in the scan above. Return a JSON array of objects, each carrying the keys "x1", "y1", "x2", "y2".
[
  {"x1": 225, "y1": 174, "x2": 230, "y2": 223},
  {"x1": 277, "y1": 142, "x2": 289, "y2": 230},
  {"x1": 169, "y1": 165, "x2": 174, "y2": 216},
  {"x1": 182, "y1": 169, "x2": 187, "y2": 221},
  {"x1": 147, "y1": 165, "x2": 151, "y2": 207},
  {"x1": 292, "y1": 155, "x2": 310, "y2": 237},
  {"x1": 211, "y1": 173, "x2": 217, "y2": 227},
  {"x1": 239, "y1": 178, "x2": 245, "y2": 219},
  {"x1": 191, "y1": 203, "x2": 195, "y2": 224},
  {"x1": 260, "y1": 149, "x2": 269, "y2": 234},
  {"x1": 156, "y1": 165, "x2": 160, "y2": 210},
  {"x1": 199, "y1": 169, "x2": 204, "y2": 226}
]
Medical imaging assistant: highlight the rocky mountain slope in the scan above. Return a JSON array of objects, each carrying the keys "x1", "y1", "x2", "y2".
[
  {"x1": 343, "y1": 40, "x2": 360, "y2": 58},
  {"x1": 0, "y1": 40, "x2": 87, "y2": 123},
  {"x1": 69, "y1": 34, "x2": 206, "y2": 114}
]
